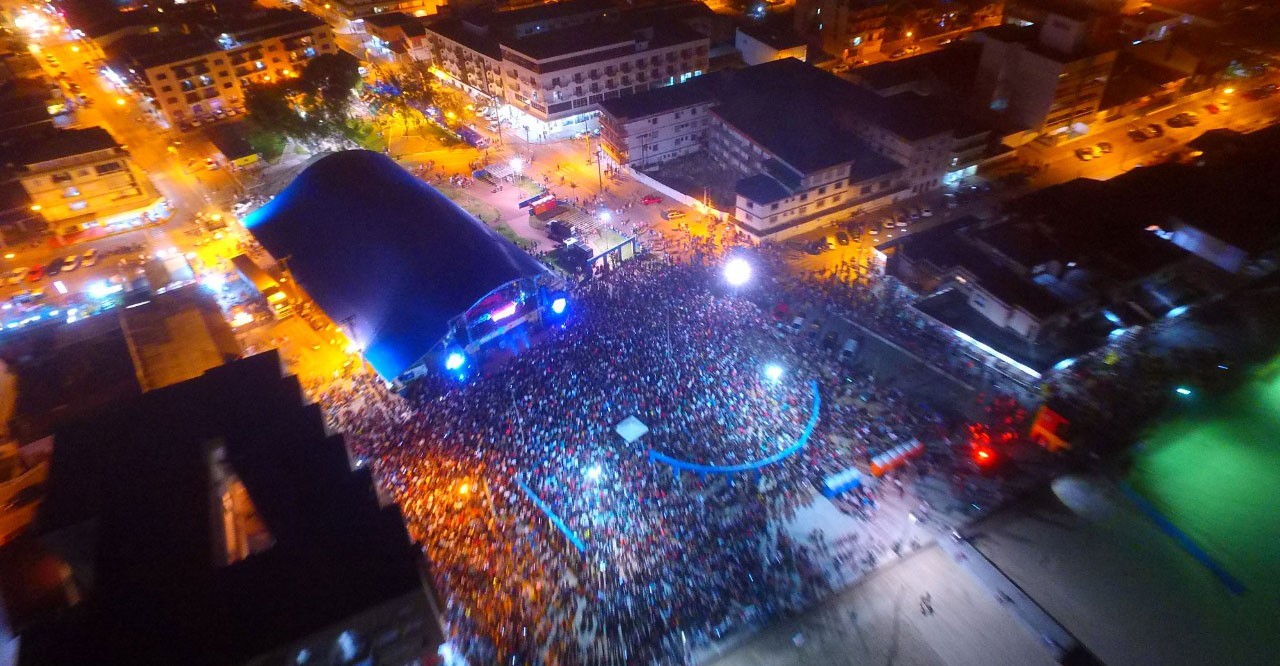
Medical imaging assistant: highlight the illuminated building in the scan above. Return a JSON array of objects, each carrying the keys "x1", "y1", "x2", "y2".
[
  {"x1": 422, "y1": 0, "x2": 709, "y2": 140},
  {"x1": 10, "y1": 127, "x2": 162, "y2": 238},
  {"x1": 102, "y1": 9, "x2": 335, "y2": 128}
]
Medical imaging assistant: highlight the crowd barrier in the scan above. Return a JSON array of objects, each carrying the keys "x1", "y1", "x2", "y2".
[
  {"x1": 648, "y1": 380, "x2": 821, "y2": 477},
  {"x1": 868, "y1": 439, "x2": 924, "y2": 476},
  {"x1": 516, "y1": 479, "x2": 587, "y2": 553}
]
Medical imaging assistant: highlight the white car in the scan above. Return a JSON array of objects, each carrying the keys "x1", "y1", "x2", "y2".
[
  {"x1": 921, "y1": 206, "x2": 934, "y2": 217},
  {"x1": 62, "y1": 255, "x2": 80, "y2": 272},
  {"x1": 82, "y1": 248, "x2": 99, "y2": 267},
  {"x1": 882, "y1": 218, "x2": 895, "y2": 230}
]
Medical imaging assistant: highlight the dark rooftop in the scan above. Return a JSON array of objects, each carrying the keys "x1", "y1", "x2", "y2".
[
  {"x1": 424, "y1": 17, "x2": 503, "y2": 60},
  {"x1": 598, "y1": 73, "x2": 717, "y2": 120},
  {"x1": 735, "y1": 173, "x2": 791, "y2": 204},
  {"x1": 484, "y1": 0, "x2": 617, "y2": 28},
  {"x1": 737, "y1": 23, "x2": 806, "y2": 51},
  {"x1": 710, "y1": 58, "x2": 894, "y2": 173},
  {"x1": 16, "y1": 350, "x2": 442, "y2": 665},
  {"x1": 106, "y1": 32, "x2": 221, "y2": 70},
  {"x1": 8, "y1": 127, "x2": 119, "y2": 166}
]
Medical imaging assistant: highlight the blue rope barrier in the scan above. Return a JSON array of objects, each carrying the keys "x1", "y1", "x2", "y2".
[
  {"x1": 648, "y1": 380, "x2": 821, "y2": 475},
  {"x1": 516, "y1": 479, "x2": 587, "y2": 553}
]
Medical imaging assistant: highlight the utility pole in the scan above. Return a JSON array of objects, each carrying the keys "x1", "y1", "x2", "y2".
[{"x1": 595, "y1": 143, "x2": 604, "y2": 194}]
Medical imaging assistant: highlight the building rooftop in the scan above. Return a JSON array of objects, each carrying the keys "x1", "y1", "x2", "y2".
[
  {"x1": 597, "y1": 73, "x2": 717, "y2": 120},
  {"x1": 14, "y1": 350, "x2": 443, "y2": 666},
  {"x1": 735, "y1": 173, "x2": 791, "y2": 203},
  {"x1": 737, "y1": 23, "x2": 806, "y2": 51},
  {"x1": 8, "y1": 127, "x2": 119, "y2": 167},
  {"x1": 504, "y1": 19, "x2": 704, "y2": 61},
  {"x1": 424, "y1": 17, "x2": 503, "y2": 60},
  {"x1": 483, "y1": 0, "x2": 617, "y2": 29},
  {"x1": 503, "y1": 24, "x2": 635, "y2": 60},
  {"x1": 710, "y1": 58, "x2": 892, "y2": 173},
  {"x1": 106, "y1": 32, "x2": 222, "y2": 70}
]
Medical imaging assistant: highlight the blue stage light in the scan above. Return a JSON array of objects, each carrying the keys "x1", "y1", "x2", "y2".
[
  {"x1": 445, "y1": 352, "x2": 465, "y2": 370},
  {"x1": 551, "y1": 297, "x2": 567, "y2": 314}
]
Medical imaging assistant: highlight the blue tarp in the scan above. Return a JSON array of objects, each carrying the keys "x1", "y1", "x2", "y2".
[{"x1": 243, "y1": 150, "x2": 550, "y2": 379}]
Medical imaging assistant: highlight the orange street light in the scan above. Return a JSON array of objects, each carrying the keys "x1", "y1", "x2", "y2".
[
  {"x1": 1223, "y1": 87, "x2": 1235, "y2": 94},
  {"x1": 30, "y1": 204, "x2": 42, "y2": 211},
  {"x1": 458, "y1": 483, "x2": 471, "y2": 495},
  {"x1": 114, "y1": 98, "x2": 125, "y2": 105}
]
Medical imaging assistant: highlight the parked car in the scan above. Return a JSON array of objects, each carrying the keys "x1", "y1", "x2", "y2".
[
  {"x1": 822, "y1": 330, "x2": 839, "y2": 350},
  {"x1": 882, "y1": 218, "x2": 895, "y2": 230},
  {"x1": 835, "y1": 231, "x2": 850, "y2": 245},
  {"x1": 5, "y1": 269, "x2": 24, "y2": 285},
  {"x1": 82, "y1": 248, "x2": 98, "y2": 267},
  {"x1": 61, "y1": 255, "x2": 80, "y2": 272},
  {"x1": 25, "y1": 266, "x2": 44, "y2": 282},
  {"x1": 1074, "y1": 147, "x2": 1094, "y2": 161},
  {"x1": 1204, "y1": 103, "x2": 1220, "y2": 114},
  {"x1": 908, "y1": 207, "x2": 921, "y2": 220},
  {"x1": 1097, "y1": 141, "x2": 1112, "y2": 154},
  {"x1": 790, "y1": 316, "x2": 805, "y2": 334},
  {"x1": 45, "y1": 261, "x2": 62, "y2": 277},
  {"x1": 1146, "y1": 123, "x2": 1164, "y2": 137},
  {"x1": 1128, "y1": 128, "x2": 1149, "y2": 142},
  {"x1": 921, "y1": 205, "x2": 934, "y2": 217},
  {"x1": 662, "y1": 209, "x2": 686, "y2": 220},
  {"x1": 640, "y1": 194, "x2": 662, "y2": 205}
]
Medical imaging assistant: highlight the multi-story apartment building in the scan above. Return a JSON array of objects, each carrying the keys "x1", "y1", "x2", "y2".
[
  {"x1": 422, "y1": 0, "x2": 710, "y2": 139},
  {"x1": 104, "y1": 10, "x2": 335, "y2": 129},
  {"x1": 602, "y1": 59, "x2": 909, "y2": 241},
  {"x1": 971, "y1": 12, "x2": 1117, "y2": 143},
  {"x1": 793, "y1": 0, "x2": 888, "y2": 63},
  {"x1": 598, "y1": 83, "x2": 715, "y2": 167},
  {"x1": 12, "y1": 127, "x2": 162, "y2": 236},
  {"x1": 302, "y1": 0, "x2": 443, "y2": 33}
]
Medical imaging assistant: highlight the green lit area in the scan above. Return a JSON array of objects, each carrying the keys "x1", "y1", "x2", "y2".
[{"x1": 1129, "y1": 356, "x2": 1280, "y2": 597}]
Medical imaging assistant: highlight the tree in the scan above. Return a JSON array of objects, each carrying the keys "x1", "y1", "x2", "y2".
[{"x1": 299, "y1": 51, "x2": 362, "y2": 121}]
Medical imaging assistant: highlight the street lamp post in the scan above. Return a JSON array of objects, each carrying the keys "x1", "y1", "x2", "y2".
[{"x1": 595, "y1": 144, "x2": 604, "y2": 194}]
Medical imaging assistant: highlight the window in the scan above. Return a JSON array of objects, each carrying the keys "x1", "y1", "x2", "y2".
[
  {"x1": 770, "y1": 215, "x2": 778, "y2": 223},
  {"x1": 156, "y1": 73, "x2": 168, "y2": 80},
  {"x1": 770, "y1": 203, "x2": 779, "y2": 211},
  {"x1": 166, "y1": 97, "x2": 177, "y2": 104},
  {"x1": 52, "y1": 172, "x2": 72, "y2": 183},
  {"x1": 161, "y1": 85, "x2": 173, "y2": 92},
  {"x1": 800, "y1": 193, "x2": 807, "y2": 202},
  {"x1": 818, "y1": 186, "x2": 826, "y2": 195},
  {"x1": 62, "y1": 186, "x2": 81, "y2": 198},
  {"x1": 223, "y1": 82, "x2": 233, "y2": 89},
  {"x1": 267, "y1": 45, "x2": 278, "y2": 51},
  {"x1": 68, "y1": 201, "x2": 88, "y2": 211},
  {"x1": 213, "y1": 59, "x2": 225, "y2": 65},
  {"x1": 861, "y1": 185, "x2": 870, "y2": 195},
  {"x1": 95, "y1": 162, "x2": 123, "y2": 175}
]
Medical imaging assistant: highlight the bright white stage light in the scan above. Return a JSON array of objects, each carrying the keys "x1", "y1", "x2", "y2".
[
  {"x1": 724, "y1": 257, "x2": 752, "y2": 286},
  {"x1": 764, "y1": 363, "x2": 784, "y2": 382}
]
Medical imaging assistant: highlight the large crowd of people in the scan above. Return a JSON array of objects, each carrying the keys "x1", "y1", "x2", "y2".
[{"x1": 313, "y1": 253, "x2": 983, "y2": 666}]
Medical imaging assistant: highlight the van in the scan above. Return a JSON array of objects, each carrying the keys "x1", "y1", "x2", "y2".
[
  {"x1": 839, "y1": 337, "x2": 859, "y2": 363},
  {"x1": 790, "y1": 316, "x2": 805, "y2": 334}
]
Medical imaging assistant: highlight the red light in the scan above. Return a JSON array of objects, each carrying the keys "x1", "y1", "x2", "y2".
[{"x1": 975, "y1": 448, "x2": 995, "y2": 464}]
